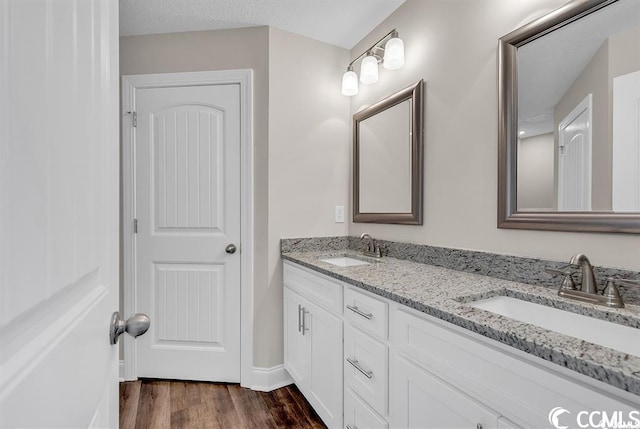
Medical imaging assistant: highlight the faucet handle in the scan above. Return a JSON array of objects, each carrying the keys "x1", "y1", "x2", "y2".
[
  {"x1": 545, "y1": 267, "x2": 571, "y2": 276},
  {"x1": 545, "y1": 267, "x2": 577, "y2": 291},
  {"x1": 373, "y1": 241, "x2": 384, "y2": 258},
  {"x1": 603, "y1": 278, "x2": 626, "y2": 308}
]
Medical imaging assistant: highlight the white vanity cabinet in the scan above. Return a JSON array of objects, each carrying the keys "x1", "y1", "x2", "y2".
[
  {"x1": 283, "y1": 263, "x2": 343, "y2": 429},
  {"x1": 283, "y1": 261, "x2": 639, "y2": 429}
]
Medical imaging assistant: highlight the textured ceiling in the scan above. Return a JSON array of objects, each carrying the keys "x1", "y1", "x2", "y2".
[
  {"x1": 518, "y1": 0, "x2": 640, "y2": 137},
  {"x1": 119, "y1": 0, "x2": 406, "y2": 49}
]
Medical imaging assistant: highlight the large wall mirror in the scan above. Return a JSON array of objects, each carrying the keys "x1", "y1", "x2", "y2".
[
  {"x1": 498, "y1": 0, "x2": 640, "y2": 233},
  {"x1": 353, "y1": 80, "x2": 424, "y2": 224}
]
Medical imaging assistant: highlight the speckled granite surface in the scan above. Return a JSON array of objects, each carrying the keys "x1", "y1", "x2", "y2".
[
  {"x1": 281, "y1": 237, "x2": 349, "y2": 253},
  {"x1": 282, "y1": 237, "x2": 640, "y2": 305},
  {"x1": 281, "y1": 248, "x2": 640, "y2": 396}
]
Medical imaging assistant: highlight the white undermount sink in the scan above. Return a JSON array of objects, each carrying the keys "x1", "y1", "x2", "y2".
[
  {"x1": 470, "y1": 296, "x2": 640, "y2": 357},
  {"x1": 319, "y1": 256, "x2": 372, "y2": 267}
]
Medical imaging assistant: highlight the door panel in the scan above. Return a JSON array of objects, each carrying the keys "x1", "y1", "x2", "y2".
[
  {"x1": 135, "y1": 84, "x2": 241, "y2": 381},
  {"x1": 153, "y1": 106, "x2": 224, "y2": 232},
  {"x1": 284, "y1": 288, "x2": 310, "y2": 385},
  {"x1": 0, "y1": 0, "x2": 119, "y2": 426},
  {"x1": 558, "y1": 94, "x2": 592, "y2": 211},
  {"x1": 308, "y1": 301, "x2": 343, "y2": 428},
  {"x1": 153, "y1": 263, "x2": 224, "y2": 346}
]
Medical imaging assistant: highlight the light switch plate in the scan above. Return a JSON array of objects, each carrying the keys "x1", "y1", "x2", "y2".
[{"x1": 335, "y1": 205, "x2": 345, "y2": 223}]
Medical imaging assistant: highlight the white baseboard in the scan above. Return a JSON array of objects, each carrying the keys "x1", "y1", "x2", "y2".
[
  {"x1": 251, "y1": 365, "x2": 293, "y2": 392},
  {"x1": 118, "y1": 360, "x2": 293, "y2": 391}
]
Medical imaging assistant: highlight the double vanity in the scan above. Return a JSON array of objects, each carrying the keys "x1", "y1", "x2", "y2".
[
  {"x1": 281, "y1": 238, "x2": 640, "y2": 429},
  {"x1": 283, "y1": 0, "x2": 640, "y2": 426}
]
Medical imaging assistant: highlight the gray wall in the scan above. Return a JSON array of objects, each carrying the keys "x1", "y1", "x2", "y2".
[
  {"x1": 517, "y1": 133, "x2": 554, "y2": 211},
  {"x1": 348, "y1": 0, "x2": 640, "y2": 271},
  {"x1": 267, "y1": 27, "x2": 350, "y2": 366}
]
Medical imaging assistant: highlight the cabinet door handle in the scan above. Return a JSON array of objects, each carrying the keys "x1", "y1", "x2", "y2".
[
  {"x1": 297, "y1": 304, "x2": 302, "y2": 332},
  {"x1": 346, "y1": 425, "x2": 358, "y2": 429},
  {"x1": 301, "y1": 308, "x2": 309, "y2": 335},
  {"x1": 346, "y1": 305, "x2": 373, "y2": 320},
  {"x1": 346, "y1": 357, "x2": 373, "y2": 379},
  {"x1": 477, "y1": 424, "x2": 483, "y2": 429}
]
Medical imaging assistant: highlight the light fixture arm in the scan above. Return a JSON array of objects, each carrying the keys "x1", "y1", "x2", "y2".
[{"x1": 347, "y1": 29, "x2": 399, "y2": 69}]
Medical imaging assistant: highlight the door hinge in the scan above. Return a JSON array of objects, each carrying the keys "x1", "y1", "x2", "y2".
[
  {"x1": 126, "y1": 111, "x2": 137, "y2": 127},
  {"x1": 133, "y1": 218, "x2": 138, "y2": 234}
]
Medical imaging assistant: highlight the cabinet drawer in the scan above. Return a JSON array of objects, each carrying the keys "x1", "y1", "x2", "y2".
[
  {"x1": 344, "y1": 287, "x2": 388, "y2": 339},
  {"x1": 344, "y1": 324, "x2": 388, "y2": 416},
  {"x1": 344, "y1": 388, "x2": 388, "y2": 429},
  {"x1": 284, "y1": 261, "x2": 342, "y2": 314}
]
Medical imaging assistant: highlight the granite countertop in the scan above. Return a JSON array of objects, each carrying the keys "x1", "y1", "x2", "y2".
[{"x1": 281, "y1": 249, "x2": 640, "y2": 396}]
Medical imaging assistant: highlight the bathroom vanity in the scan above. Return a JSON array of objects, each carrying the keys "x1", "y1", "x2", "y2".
[{"x1": 282, "y1": 248, "x2": 640, "y2": 429}]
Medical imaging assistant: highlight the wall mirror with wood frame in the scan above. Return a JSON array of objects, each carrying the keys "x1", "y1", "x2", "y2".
[
  {"x1": 353, "y1": 80, "x2": 424, "y2": 224},
  {"x1": 498, "y1": 0, "x2": 640, "y2": 233}
]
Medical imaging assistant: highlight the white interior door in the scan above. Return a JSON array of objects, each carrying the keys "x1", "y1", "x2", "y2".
[
  {"x1": 133, "y1": 82, "x2": 242, "y2": 381},
  {"x1": 0, "y1": 0, "x2": 120, "y2": 427},
  {"x1": 558, "y1": 94, "x2": 592, "y2": 211},
  {"x1": 612, "y1": 70, "x2": 640, "y2": 212}
]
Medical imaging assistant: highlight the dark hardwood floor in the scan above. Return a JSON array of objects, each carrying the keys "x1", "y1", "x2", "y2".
[{"x1": 120, "y1": 379, "x2": 327, "y2": 429}]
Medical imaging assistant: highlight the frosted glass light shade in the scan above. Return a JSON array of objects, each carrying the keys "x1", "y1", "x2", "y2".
[
  {"x1": 383, "y1": 37, "x2": 405, "y2": 70},
  {"x1": 360, "y1": 55, "x2": 379, "y2": 84},
  {"x1": 341, "y1": 70, "x2": 359, "y2": 96}
]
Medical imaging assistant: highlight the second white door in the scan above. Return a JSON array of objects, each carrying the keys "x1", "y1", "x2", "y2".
[
  {"x1": 134, "y1": 83, "x2": 241, "y2": 381},
  {"x1": 558, "y1": 94, "x2": 592, "y2": 211}
]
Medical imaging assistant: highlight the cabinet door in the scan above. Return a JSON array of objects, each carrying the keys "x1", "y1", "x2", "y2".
[
  {"x1": 391, "y1": 355, "x2": 500, "y2": 429},
  {"x1": 345, "y1": 388, "x2": 388, "y2": 429},
  {"x1": 307, "y1": 300, "x2": 343, "y2": 429},
  {"x1": 284, "y1": 288, "x2": 310, "y2": 386}
]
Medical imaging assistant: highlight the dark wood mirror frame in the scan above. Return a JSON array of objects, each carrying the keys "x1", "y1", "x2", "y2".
[
  {"x1": 498, "y1": 0, "x2": 640, "y2": 234},
  {"x1": 353, "y1": 80, "x2": 424, "y2": 224}
]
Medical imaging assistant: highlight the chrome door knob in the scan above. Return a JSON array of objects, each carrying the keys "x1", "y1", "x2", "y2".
[
  {"x1": 109, "y1": 312, "x2": 150, "y2": 345},
  {"x1": 225, "y1": 243, "x2": 237, "y2": 254}
]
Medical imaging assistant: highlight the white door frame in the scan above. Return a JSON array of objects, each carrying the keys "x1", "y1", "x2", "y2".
[{"x1": 121, "y1": 70, "x2": 254, "y2": 387}]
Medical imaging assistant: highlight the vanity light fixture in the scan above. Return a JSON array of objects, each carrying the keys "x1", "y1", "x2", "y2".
[
  {"x1": 341, "y1": 65, "x2": 359, "y2": 96},
  {"x1": 341, "y1": 29, "x2": 405, "y2": 96},
  {"x1": 360, "y1": 52, "x2": 380, "y2": 84}
]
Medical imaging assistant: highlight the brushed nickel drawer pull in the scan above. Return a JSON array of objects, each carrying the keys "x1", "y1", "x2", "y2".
[
  {"x1": 346, "y1": 305, "x2": 373, "y2": 320},
  {"x1": 346, "y1": 357, "x2": 373, "y2": 379}
]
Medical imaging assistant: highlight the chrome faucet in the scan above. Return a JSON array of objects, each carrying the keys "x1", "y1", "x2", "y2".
[
  {"x1": 546, "y1": 253, "x2": 634, "y2": 308},
  {"x1": 569, "y1": 253, "x2": 598, "y2": 294},
  {"x1": 360, "y1": 233, "x2": 382, "y2": 258}
]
